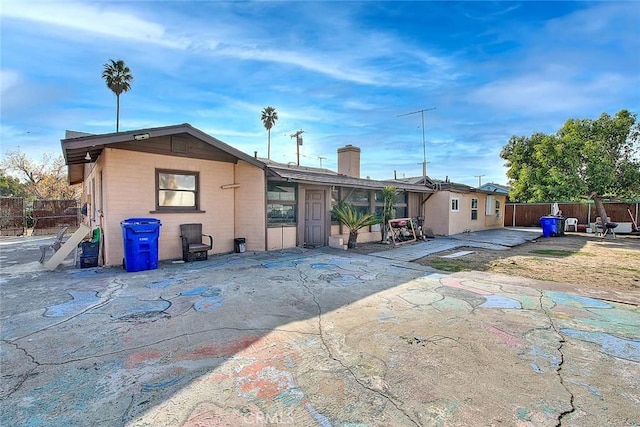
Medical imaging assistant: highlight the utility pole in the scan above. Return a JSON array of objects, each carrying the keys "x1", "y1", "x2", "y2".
[
  {"x1": 474, "y1": 174, "x2": 486, "y2": 187},
  {"x1": 398, "y1": 107, "x2": 436, "y2": 182},
  {"x1": 290, "y1": 129, "x2": 304, "y2": 166},
  {"x1": 318, "y1": 156, "x2": 326, "y2": 168}
]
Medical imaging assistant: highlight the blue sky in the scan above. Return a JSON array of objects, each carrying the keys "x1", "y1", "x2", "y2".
[{"x1": 1, "y1": 1, "x2": 639, "y2": 186}]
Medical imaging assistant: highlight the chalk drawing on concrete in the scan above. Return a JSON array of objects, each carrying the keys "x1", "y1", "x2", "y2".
[
  {"x1": 305, "y1": 402, "x2": 333, "y2": 427},
  {"x1": 147, "y1": 277, "x2": 183, "y2": 289},
  {"x1": 142, "y1": 376, "x2": 183, "y2": 392},
  {"x1": 92, "y1": 296, "x2": 170, "y2": 320},
  {"x1": 570, "y1": 381, "x2": 603, "y2": 399},
  {"x1": 180, "y1": 286, "x2": 210, "y2": 296},
  {"x1": 44, "y1": 290, "x2": 100, "y2": 317},
  {"x1": 560, "y1": 328, "x2": 640, "y2": 362},
  {"x1": 480, "y1": 295, "x2": 522, "y2": 309},
  {"x1": 193, "y1": 296, "x2": 224, "y2": 312},
  {"x1": 547, "y1": 292, "x2": 613, "y2": 309}
]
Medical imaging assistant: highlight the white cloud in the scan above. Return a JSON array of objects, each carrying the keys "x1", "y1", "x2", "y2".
[
  {"x1": 1, "y1": 0, "x2": 188, "y2": 49},
  {"x1": 0, "y1": 69, "x2": 21, "y2": 93}
]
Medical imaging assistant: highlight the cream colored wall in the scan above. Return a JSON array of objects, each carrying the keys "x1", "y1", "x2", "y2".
[
  {"x1": 267, "y1": 226, "x2": 297, "y2": 250},
  {"x1": 483, "y1": 194, "x2": 506, "y2": 229},
  {"x1": 423, "y1": 190, "x2": 506, "y2": 236},
  {"x1": 96, "y1": 148, "x2": 264, "y2": 266},
  {"x1": 331, "y1": 230, "x2": 380, "y2": 245},
  {"x1": 423, "y1": 191, "x2": 450, "y2": 235},
  {"x1": 233, "y1": 161, "x2": 266, "y2": 251}
]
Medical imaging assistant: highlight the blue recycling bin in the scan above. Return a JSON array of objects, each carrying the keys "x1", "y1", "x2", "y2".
[
  {"x1": 121, "y1": 218, "x2": 162, "y2": 272},
  {"x1": 540, "y1": 216, "x2": 560, "y2": 237}
]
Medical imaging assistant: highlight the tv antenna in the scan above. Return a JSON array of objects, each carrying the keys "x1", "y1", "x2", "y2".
[
  {"x1": 318, "y1": 156, "x2": 326, "y2": 168},
  {"x1": 290, "y1": 129, "x2": 304, "y2": 165},
  {"x1": 398, "y1": 107, "x2": 436, "y2": 181},
  {"x1": 474, "y1": 174, "x2": 486, "y2": 187}
]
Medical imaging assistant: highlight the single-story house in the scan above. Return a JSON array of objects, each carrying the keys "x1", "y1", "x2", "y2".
[
  {"x1": 397, "y1": 177, "x2": 507, "y2": 236},
  {"x1": 61, "y1": 124, "x2": 503, "y2": 266},
  {"x1": 263, "y1": 144, "x2": 436, "y2": 249}
]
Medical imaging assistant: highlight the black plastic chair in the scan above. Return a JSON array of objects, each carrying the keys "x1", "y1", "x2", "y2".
[{"x1": 180, "y1": 223, "x2": 213, "y2": 261}]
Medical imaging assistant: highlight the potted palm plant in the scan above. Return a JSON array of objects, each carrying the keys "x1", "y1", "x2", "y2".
[{"x1": 332, "y1": 204, "x2": 380, "y2": 249}]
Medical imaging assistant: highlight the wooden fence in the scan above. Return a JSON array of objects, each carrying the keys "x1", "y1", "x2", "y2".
[
  {"x1": 0, "y1": 197, "x2": 79, "y2": 236},
  {"x1": 505, "y1": 201, "x2": 639, "y2": 227}
]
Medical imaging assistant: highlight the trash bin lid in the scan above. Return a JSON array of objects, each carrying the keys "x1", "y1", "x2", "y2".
[{"x1": 121, "y1": 217, "x2": 162, "y2": 225}]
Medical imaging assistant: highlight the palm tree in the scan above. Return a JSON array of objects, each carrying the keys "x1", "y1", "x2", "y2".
[
  {"x1": 332, "y1": 204, "x2": 380, "y2": 249},
  {"x1": 102, "y1": 59, "x2": 133, "y2": 132},
  {"x1": 260, "y1": 106, "x2": 278, "y2": 160},
  {"x1": 380, "y1": 186, "x2": 399, "y2": 243}
]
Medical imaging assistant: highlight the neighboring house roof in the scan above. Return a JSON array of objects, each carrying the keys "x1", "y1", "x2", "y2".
[
  {"x1": 478, "y1": 182, "x2": 510, "y2": 194},
  {"x1": 61, "y1": 124, "x2": 265, "y2": 184},
  {"x1": 267, "y1": 163, "x2": 435, "y2": 193}
]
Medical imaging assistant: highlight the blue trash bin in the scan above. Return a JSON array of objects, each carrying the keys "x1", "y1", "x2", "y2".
[
  {"x1": 540, "y1": 216, "x2": 559, "y2": 237},
  {"x1": 121, "y1": 218, "x2": 162, "y2": 272}
]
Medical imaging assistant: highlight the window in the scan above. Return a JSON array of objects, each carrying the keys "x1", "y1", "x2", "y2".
[
  {"x1": 486, "y1": 195, "x2": 501, "y2": 217},
  {"x1": 344, "y1": 188, "x2": 371, "y2": 216},
  {"x1": 156, "y1": 170, "x2": 199, "y2": 211},
  {"x1": 451, "y1": 197, "x2": 460, "y2": 212},
  {"x1": 374, "y1": 190, "x2": 408, "y2": 219},
  {"x1": 267, "y1": 182, "x2": 297, "y2": 225},
  {"x1": 471, "y1": 198, "x2": 478, "y2": 220}
]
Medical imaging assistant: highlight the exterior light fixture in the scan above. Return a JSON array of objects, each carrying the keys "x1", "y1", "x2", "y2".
[{"x1": 133, "y1": 133, "x2": 150, "y2": 141}]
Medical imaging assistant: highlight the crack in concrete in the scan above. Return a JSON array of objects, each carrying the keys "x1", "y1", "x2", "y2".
[
  {"x1": 537, "y1": 290, "x2": 575, "y2": 426},
  {"x1": 1, "y1": 340, "x2": 39, "y2": 398},
  {"x1": 297, "y1": 268, "x2": 421, "y2": 427}
]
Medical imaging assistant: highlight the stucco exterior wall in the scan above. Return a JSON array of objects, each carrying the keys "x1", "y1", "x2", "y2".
[
  {"x1": 423, "y1": 190, "x2": 505, "y2": 236},
  {"x1": 93, "y1": 148, "x2": 265, "y2": 266},
  {"x1": 233, "y1": 161, "x2": 266, "y2": 251},
  {"x1": 423, "y1": 191, "x2": 450, "y2": 235}
]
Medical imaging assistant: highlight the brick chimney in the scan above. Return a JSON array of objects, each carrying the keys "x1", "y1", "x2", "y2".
[{"x1": 337, "y1": 145, "x2": 360, "y2": 178}]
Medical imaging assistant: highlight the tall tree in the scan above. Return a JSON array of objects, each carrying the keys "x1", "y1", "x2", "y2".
[
  {"x1": 261, "y1": 106, "x2": 278, "y2": 160},
  {"x1": 501, "y1": 109, "x2": 640, "y2": 221},
  {"x1": 0, "y1": 171, "x2": 27, "y2": 197},
  {"x1": 1, "y1": 150, "x2": 80, "y2": 200},
  {"x1": 102, "y1": 59, "x2": 133, "y2": 132}
]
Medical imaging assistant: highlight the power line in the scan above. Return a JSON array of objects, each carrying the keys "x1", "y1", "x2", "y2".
[{"x1": 397, "y1": 107, "x2": 436, "y2": 181}]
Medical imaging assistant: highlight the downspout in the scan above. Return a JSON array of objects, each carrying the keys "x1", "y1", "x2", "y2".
[{"x1": 264, "y1": 168, "x2": 269, "y2": 251}]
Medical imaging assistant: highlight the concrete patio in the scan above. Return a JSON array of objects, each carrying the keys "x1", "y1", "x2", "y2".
[{"x1": 1, "y1": 229, "x2": 638, "y2": 426}]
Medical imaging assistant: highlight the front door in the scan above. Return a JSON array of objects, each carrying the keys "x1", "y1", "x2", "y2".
[{"x1": 304, "y1": 190, "x2": 325, "y2": 246}]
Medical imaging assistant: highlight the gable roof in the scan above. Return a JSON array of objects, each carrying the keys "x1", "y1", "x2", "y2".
[
  {"x1": 267, "y1": 162, "x2": 435, "y2": 193},
  {"x1": 61, "y1": 123, "x2": 264, "y2": 184}
]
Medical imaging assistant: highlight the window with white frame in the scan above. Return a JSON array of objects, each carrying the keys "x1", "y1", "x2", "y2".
[
  {"x1": 495, "y1": 199, "x2": 501, "y2": 217},
  {"x1": 471, "y1": 198, "x2": 478, "y2": 220},
  {"x1": 486, "y1": 195, "x2": 495, "y2": 215},
  {"x1": 451, "y1": 197, "x2": 460, "y2": 212}
]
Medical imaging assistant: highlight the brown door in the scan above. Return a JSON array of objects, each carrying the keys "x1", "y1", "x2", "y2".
[{"x1": 304, "y1": 190, "x2": 325, "y2": 246}]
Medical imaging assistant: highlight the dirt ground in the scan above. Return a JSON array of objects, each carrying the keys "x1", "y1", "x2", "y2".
[{"x1": 353, "y1": 232, "x2": 640, "y2": 293}]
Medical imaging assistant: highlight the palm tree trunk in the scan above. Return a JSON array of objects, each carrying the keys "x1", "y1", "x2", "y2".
[
  {"x1": 348, "y1": 231, "x2": 358, "y2": 249},
  {"x1": 116, "y1": 94, "x2": 120, "y2": 132},
  {"x1": 267, "y1": 129, "x2": 271, "y2": 160}
]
